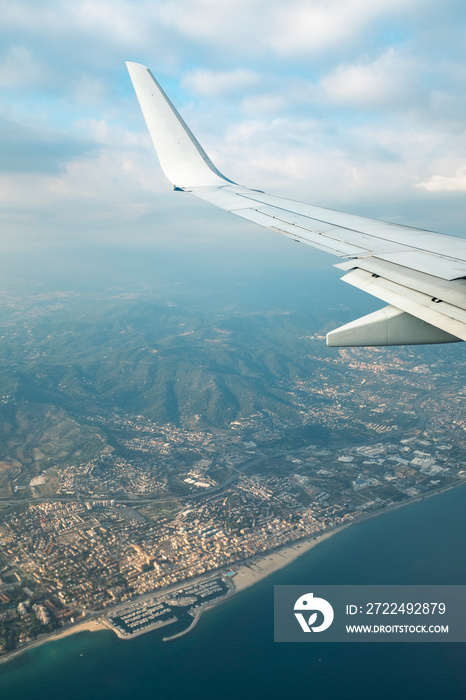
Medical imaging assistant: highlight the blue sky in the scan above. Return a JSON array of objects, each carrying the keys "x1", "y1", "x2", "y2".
[{"x1": 1, "y1": 0, "x2": 466, "y2": 265}]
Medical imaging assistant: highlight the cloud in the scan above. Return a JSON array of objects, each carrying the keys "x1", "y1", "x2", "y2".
[
  {"x1": 1, "y1": 0, "x2": 466, "y2": 260},
  {"x1": 2, "y1": 1, "x2": 151, "y2": 48},
  {"x1": 271, "y1": 0, "x2": 416, "y2": 56},
  {"x1": 417, "y1": 167, "x2": 466, "y2": 192},
  {"x1": 321, "y1": 48, "x2": 417, "y2": 109},
  {"x1": 0, "y1": 118, "x2": 90, "y2": 173},
  {"x1": 159, "y1": 0, "x2": 422, "y2": 58},
  {"x1": 0, "y1": 46, "x2": 47, "y2": 88},
  {"x1": 181, "y1": 69, "x2": 259, "y2": 98}
]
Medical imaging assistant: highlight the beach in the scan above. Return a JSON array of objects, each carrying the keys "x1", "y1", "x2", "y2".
[
  {"x1": 231, "y1": 531, "x2": 337, "y2": 591},
  {"x1": 47, "y1": 619, "x2": 107, "y2": 639}
]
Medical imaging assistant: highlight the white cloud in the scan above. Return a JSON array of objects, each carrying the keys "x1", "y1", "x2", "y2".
[
  {"x1": 0, "y1": 46, "x2": 46, "y2": 88},
  {"x1": 1, "y1": 0, "x2": 466, "y2": 255},
  {"x1": 2, "y1": 1, "x2": 150, "y2": 46},
  {"x1": 181, "y1": 69, "x2": 259, "y2": 98},
  {"x1": 159, "y1": 0, "x2": 422, "y2": 57},
  {"x1": 321, "y1": 48, "x2": 417, "y2": 108},
  {"x1": 271, "y1": 0, "x2": 415, "y2": 55},
  {"x1": 417, "y1": 166, "x2": 466, "y2": 192},
  {"x1": 70, "y1": 75, "x2": 109, "y2": 106},
  {"x1": 0, "y1": 115, "x2": 168, "y2": 248}
]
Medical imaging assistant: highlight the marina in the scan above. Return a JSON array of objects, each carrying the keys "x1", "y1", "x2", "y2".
[{"x1": 105, "y1": 576, "x2": 232, "y2": 639}]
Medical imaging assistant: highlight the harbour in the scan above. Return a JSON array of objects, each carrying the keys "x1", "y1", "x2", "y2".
[{"x1": 104, "y1": 576, "x2": 232, "y2": 640}]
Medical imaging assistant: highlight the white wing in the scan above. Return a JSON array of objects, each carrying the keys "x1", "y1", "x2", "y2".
[{"x1": 126, "y1": 62, "x2": 466, "y2": 347}]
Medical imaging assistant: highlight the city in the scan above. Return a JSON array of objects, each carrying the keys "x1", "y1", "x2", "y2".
[{"x1": 1, "y1": 308, "x2": 465, "y2": 655}]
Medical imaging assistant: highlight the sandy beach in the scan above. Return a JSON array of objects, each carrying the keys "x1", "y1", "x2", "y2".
[
  {"x1": 47, "y1": 618, "x2": 107, "y2": 639},
  {"x1": 231, "y1": 530, "x2": 338, "y2": 592}
]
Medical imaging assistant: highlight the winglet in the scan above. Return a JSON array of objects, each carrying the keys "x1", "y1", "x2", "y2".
[{"x1": 126, "y1": 62, "x2": 234, "y2": 190}]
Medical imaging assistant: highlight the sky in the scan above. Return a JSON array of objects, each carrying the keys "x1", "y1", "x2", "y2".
[{"x1": 1, "y1": 0, "x2": 466, "y2": 285}]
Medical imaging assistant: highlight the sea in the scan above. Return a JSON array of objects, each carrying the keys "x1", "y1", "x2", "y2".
[{"x1": 2, "y1": 485, "x2": 466, "y2": 700}]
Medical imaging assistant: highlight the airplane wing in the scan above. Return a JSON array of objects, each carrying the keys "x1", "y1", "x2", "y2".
[{"x1": 126, "y1": 61, "x2": 466, "y2": 347}]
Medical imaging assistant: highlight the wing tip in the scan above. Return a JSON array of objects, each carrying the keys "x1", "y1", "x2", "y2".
[
  {"x1": 126, "y1": 62, "x2": 234, "y2": 189},
  {"x1": 125, "y1": 61, "x2": 149, "y2": 75}
]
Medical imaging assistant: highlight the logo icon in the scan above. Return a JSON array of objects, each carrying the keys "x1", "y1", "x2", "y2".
[{"x1": 294, "y1": 592, "x2": 334, "y2": 632}]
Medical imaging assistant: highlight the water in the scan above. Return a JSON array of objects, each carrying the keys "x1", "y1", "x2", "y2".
[{"x1": 2, "y1": 486, "x2": 466, "y2": 699}]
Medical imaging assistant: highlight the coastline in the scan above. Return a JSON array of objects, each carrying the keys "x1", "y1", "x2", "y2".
[
  {"x1": 161, "y1": 479, "x2": 466, "y2": 640},
  {"x1": 2, "y1": 479, "x2": 465, "y2": 663},
  {"x1": 0, "y1": 619, "x2": 106, "y2": 666},
  {"x1": 0, "y1": 527, "x2": 340, "y2": 663}
]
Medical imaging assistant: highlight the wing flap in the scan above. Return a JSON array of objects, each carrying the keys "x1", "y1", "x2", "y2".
[
  {"x1": 371, "y1": 250, "x2": 466, "y2": 280},
  {"x1": 336, "y1": 258, "x2": 466, "y2": 308},
  {"x1": 341, "y1": 268, "x2": 466, "y2": 341}
]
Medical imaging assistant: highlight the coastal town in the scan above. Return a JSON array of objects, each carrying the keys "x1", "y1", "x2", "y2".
[{"x1": 1, "y1": 339, "x2": 466, "y2": 658}]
